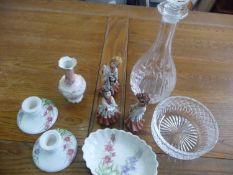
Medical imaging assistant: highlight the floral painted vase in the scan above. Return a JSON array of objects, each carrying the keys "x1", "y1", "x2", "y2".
[{"x1": 58, "y1": 56, "x2": 86, "y2": 103}]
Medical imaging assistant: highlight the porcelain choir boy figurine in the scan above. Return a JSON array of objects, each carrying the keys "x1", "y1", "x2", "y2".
[
  {"x1": 58, "y1": 56, "x2": 86, "y2": 103},
  {"x1": 125, "y1": 93, "x2": 150, "y2": 132},
  {"x1": 101, "y1": 56, "x2": 122, "y2": 96},
  {"x1": 96, "y1": 86, "x2": 120, "y2": 126}
]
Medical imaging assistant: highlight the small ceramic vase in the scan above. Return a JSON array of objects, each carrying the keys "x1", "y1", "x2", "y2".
[
  {"x1": 96, "y1": 87, "x2": 120, "y2": 126},
  {"x1": 58, "y1": 56, "x2": 86, "y2": 103},
  {"x1": 125, "y1": 93, "x2": 150, "y2": 132},
  {"x1": 33, "y1": 128, "x2": 78, "y2": 172},
  {"x1": 17, "y1": 96, "x2": 58, "y2": 134}
]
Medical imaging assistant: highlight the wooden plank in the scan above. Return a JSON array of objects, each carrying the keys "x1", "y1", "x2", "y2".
[
  {"x1": 0, "y1": 0, "x2": 157, "y2": 20},
  {"x1": 125, "y1": 18, "x2": 233, "y2": 159},
  {"x1": 157, "y1": 153, "x2": 233, "y2": 175},
  {"x1": 0, "y1": 141, "x2": 91, "y2": 175},
  {"x1": 0, "y1": 0, "x2": 233, "y2": 27},
  {"x1": 1, "y1": 141, "x2": 233, "y2": 175},
  {"x1": 0, "y1": 8, "x2": 107, "y2": 144},
  {"x1": 88, "y1": 16, "x2": 128, "y2": 132}
]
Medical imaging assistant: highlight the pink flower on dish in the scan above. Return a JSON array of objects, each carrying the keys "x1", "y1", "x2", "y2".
[
  {"x1": 103, "y1": 155, "x2": 112, "y2": 164},
  {"x1": 47, "y1": 105, "x2": 53, "y2": 111},
  {"x1": 47, "y1": 116, "x2": 53, "y2": 122},
  {"x1": 67, "y1": 149, "x2": 74, "y2": 157},
  {"x1": 64, "y1": 136, "x2": 70, "y2": 142},
  {"x1": 105, "y1": 144, "x2": 113, "y2": 152}
]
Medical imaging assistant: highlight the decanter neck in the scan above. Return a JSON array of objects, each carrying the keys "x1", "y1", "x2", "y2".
[
  {"x1": 151, "y1": 0, "x2": 190, "y2": 51},
  {"x1": 153, "y1": 20, "x2": 176, "y2": 52}
]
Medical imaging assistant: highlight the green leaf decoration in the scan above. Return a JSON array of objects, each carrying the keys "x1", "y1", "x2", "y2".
[
  {"x1": 43, "y1": 99, "x2": 53, "y2": 106},
  {"x1": 57, "y1": 128, "x2": 69, "y2": 136},
  {"x1": 96, "y1": 162, "x2": 121, "y2": 175}
]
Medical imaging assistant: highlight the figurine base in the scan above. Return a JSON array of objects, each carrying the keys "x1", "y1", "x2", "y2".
[
  {"x1": 125, "y1": 117, "x2": 145, "y2": 132},
  {"x1": 96, "y1": 112, "x2": 120, "y2": 126},
  {"x1": 58, "y1": 74, "x2": 86, "y2": 103},
  {"x1": 67, "y1": 94, "x2": 84, "y2": 103}
]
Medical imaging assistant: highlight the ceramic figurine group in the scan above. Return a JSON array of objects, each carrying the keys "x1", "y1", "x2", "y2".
[
  {"x1": 96, "y1": 56, "x2": 150, "y2": 132},
  {"x1": 97, "y1": 56, "x2": 122, "y2": 126}
]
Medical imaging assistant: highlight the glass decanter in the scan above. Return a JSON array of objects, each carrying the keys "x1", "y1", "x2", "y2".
[{"x1": 130, "y1": 0, "x2": 190, "y2": 104}]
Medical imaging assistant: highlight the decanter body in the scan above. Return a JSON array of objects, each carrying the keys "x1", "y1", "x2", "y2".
[{"x1": 130, "y1": 0, "x2": 189, "y2": 104}]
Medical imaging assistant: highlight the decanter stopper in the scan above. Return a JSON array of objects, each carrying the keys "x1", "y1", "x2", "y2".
[
  {"x1": 58, "y1": 56, "x2": 86, "y2": 103},
  {"x1": 130, "y1": 0, "x2": 190, "y2": 104},
  {"x1": 158, "y1": 0, "x2": 190, "y2": 23}
]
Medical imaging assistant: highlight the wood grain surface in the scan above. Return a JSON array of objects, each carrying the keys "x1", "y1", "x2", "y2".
[
  {"x1": 0, "y1": 5, "x2": 107, "y2": 144},
  {"x1": 1, "y1": 140, "x2": 233, "y2": 175},
  {"x1": 0, "y1": 0, "x2": 233, "y2": 174},
  {"x1": 89, "y1": 16, "x2": 129, "y2": 132}
]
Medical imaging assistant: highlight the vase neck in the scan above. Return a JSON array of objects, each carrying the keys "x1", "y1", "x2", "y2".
[
  {"x1": 153, "y1": 20, "x2": 177, "y2": 53},
  {"x1": 65, "y1": 69, "x2": 75, "y2": 85}
]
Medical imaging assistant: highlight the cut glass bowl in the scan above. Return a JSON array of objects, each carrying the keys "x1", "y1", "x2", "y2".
[{"x1": 151, "y1": 96, "x2": 219, "y2": 160}]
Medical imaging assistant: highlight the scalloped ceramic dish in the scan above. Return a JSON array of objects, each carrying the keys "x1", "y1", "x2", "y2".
[{"x1": 82, "y1": 129, "x2": 158, "y2": 175}]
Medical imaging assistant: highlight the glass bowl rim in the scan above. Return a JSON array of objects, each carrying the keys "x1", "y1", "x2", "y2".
[{"x1": 151, "y1": 96, "x2": 219, "y2": 159}]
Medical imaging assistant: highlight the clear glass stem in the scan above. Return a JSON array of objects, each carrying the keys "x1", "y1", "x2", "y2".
[
  {"x1": 156, "y1": 20, "x2": 176, "y2": 48},
  {"x1": 152, "y1": 20, "x2": 177, "y2": 65}
]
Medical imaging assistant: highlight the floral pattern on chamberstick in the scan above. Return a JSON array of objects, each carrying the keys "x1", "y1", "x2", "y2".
[
  {"x1": 57, "y1": 128, "x2": 77, "y2": 162},
  {"x1": 32, "y1": 129, "x2": 77, "y2": 167},
  {"x1": 42, "y1": 99, "x2": 55, "y2": 130},
  {"x1": 17, "y1": 98, "x2": 56, "y2": 132},
  {"x1": 96, "y1": 133, "x2": 143, "y2": 175},
  {"x1": 33, "y1": 140, "x2": 40, "y2": 164}
]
